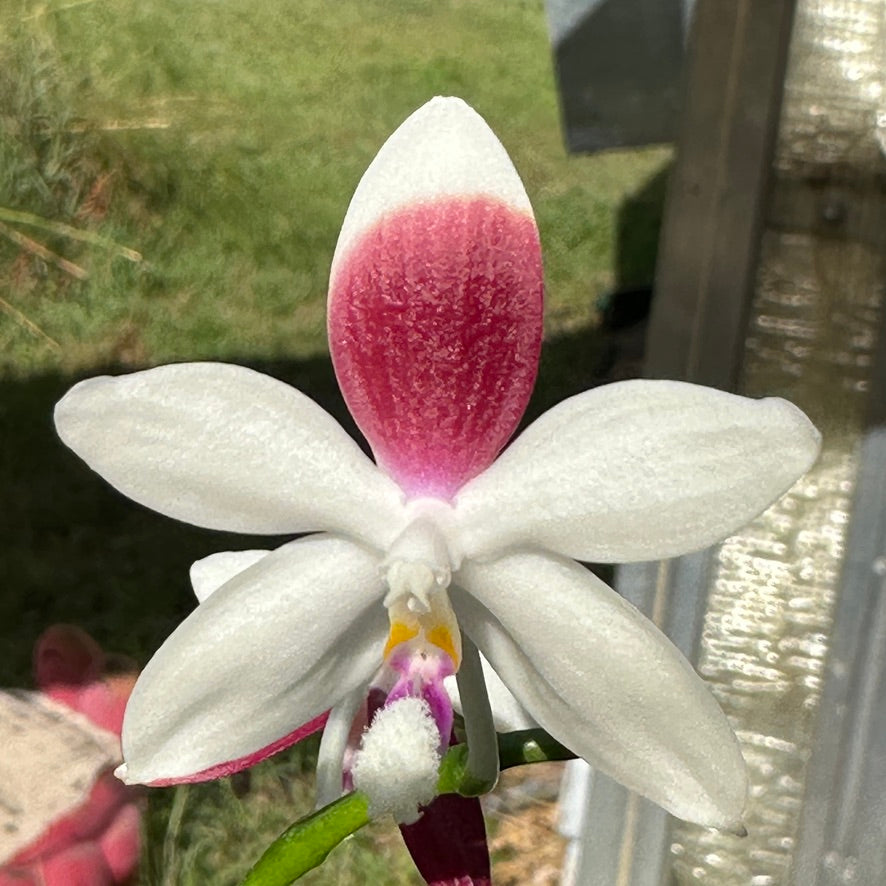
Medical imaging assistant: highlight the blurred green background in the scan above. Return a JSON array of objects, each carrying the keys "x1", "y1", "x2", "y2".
[{"x1": 1, "y1": 0, "x2": 669, "y2": 881}]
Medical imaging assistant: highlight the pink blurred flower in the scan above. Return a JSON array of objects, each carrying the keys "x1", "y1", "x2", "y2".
[{"x1": 0, "y1": 626, "x2": 142, "y2": 886}]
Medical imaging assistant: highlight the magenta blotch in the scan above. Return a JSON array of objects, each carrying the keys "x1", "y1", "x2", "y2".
[
  {"x1": 385, "y1": 647, "x2": 456, "y2": 756},
  {"x1": 329, "y1": 195, "x2": 543, "y2": 499}
]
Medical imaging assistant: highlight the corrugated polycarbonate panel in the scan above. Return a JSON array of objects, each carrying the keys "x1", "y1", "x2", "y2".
[
  {"x1": 564, "y1": 0, "x2": 886, "y2": 883},
  {"x1": 670, "y1": 232, "x2": 884, "y2": 886}
]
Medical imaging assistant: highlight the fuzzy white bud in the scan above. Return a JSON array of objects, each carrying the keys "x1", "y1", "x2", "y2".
[{"x1": 351, "y1": 696, "x2": 441, "y2": 824}]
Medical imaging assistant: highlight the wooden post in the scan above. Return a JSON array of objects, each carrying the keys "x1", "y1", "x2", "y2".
[{"x1": 645, "y1": 0, "x2": 796, "y2": 387}]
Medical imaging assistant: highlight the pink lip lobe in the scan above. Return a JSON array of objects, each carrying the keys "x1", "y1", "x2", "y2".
[{"x1": 329, "y1": 195, "x2": 544, "y2": 500}]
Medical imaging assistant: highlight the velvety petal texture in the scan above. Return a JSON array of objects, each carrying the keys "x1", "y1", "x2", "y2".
[
  {"x1": 456, "y1": 379, "x2": 822, "y2": 563},
  {"x1": 328, "y1": 97, "x2": 543, "y2": 498},
  {"x1": 330, "y1": 96, "x2": 534, "y2": 280},
  {"x1": 54, "y1": 363, "x2": 406, "y2": 549},
  {"x1": 119, "y1": 536, "x2": 387, "y2": 785},
  {"x1": 453, "y1": 551, "x2": 748, "y2": 827}
]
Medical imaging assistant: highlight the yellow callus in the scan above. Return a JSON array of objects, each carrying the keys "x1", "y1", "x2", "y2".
[
  {"x1": 383, "y1": 591, "x2": 462, "y2": 669},
  {"x1": 425, "y1": 625, "x2": 459, "y2": 666},
  {"x1": 383, "y1": 621, "x2": 419, "y2": 659}
]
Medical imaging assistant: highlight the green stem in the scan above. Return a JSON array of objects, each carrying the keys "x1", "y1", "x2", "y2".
[
  {"x1": 436, "y1": 729, "x2": 576, "y2": 795},
  {"x1": 240, "y1": 791, "x2": 370, "y2": 886},
  {"x1": 237, "y1": 729, "x2": 576, "y2": 886},
  {"x1": 497, "y1": 728, "x2": 577, "y2": 770}
]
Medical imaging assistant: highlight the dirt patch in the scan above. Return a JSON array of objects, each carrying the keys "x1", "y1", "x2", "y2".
[{"x1": 484, "y1": 762, "x2": 568, "y2": 886}]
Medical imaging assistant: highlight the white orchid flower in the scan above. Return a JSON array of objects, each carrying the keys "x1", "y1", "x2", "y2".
[{"x1": 54, "y1": 97, "x2": 820, "y2": 832}]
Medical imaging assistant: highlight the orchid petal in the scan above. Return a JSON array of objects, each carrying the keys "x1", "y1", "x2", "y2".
[
  {"x1": 118, "y1": 535, "x2": 387, "y2": 785},
  {"x1": 444, "y1": 654, "x2": 535, "y2": 733},
  {"x1": 55, "y1": 363, "x2": 406, "y2": 549},
  {"x1": 456, "y1": 379, "x2": 821, "y2": 563},
  {"x1": 452, "y1": 550, "x2": 748, "y2": 827},
  {"x1": 190, "y1": 550, "x2": 270, "y2": 603},
  {"x1": 142, "y1": 714, "x2": 329, "y2": 786},
  {"x1": 328, "y1": 97, "x2": 543, "y2": 499}
]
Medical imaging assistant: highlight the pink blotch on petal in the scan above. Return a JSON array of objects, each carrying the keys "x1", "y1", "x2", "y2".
[
  {"x1": 146, "y1": 712, "x2": 329, "y2": 785},
  {"x1": 329, "y1": 196, "x2": 543, "y2": 499}
]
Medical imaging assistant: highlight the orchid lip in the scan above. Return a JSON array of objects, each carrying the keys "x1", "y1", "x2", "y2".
[{"x1": 345, "y1": 514, "x2": 468, "y2": 823}]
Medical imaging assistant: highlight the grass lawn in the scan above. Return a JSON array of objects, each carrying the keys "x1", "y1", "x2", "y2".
[{"x1": 1, "y1": 0, "x2": 669, "y2": 882}]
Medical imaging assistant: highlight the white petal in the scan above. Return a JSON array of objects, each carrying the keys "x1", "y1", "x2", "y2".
[
  {"x1": 453, "y1": 550, "x2": 748, "y2": 827},
  {"x1": 121, "y1": 535, "x2": 387, "y2": 784},
  {"x1": 190, "y1": 550, "x2": 270, "y2": 602},
  {"x1": 444, "y1": 654, "x2": 535, "y2": 733},
  {"x1": 330, "y1": 96, "x2": 533, "y2": 286},
  {"x1": 456, "y1": 379, "x2": 821, "y2": 563},
  {"x1": 55, "y1": 363, "x2": 406, "y2": 549}
]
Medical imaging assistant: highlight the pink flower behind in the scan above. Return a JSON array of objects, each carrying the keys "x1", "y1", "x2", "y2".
[
  {"x1": 35, "y1": 625, "x2": 133, "y2": 735},
  {"x1": 0, "y1": 627, "x2": 142, "y2": 886}
]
